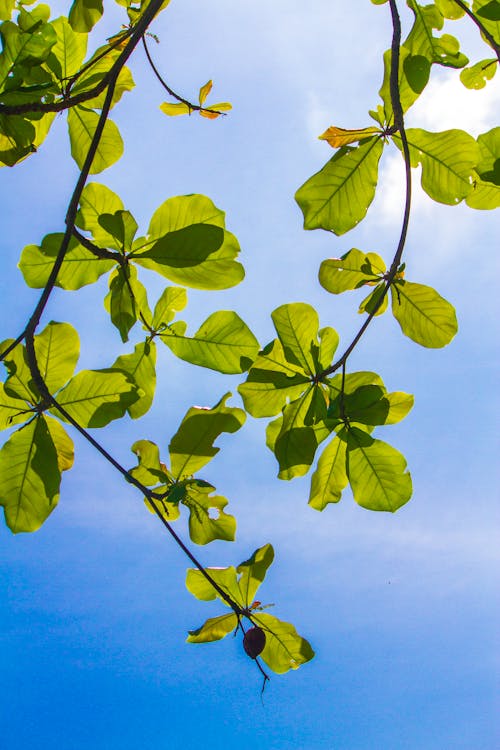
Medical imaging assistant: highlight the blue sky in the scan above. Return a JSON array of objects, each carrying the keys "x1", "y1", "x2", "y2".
[{"x1": 1, "y1": 1, "x2": 499, "y2": 748}]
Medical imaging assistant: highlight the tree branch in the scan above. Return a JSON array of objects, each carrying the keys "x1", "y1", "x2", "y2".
[{"x1": 452, "y1": 0, "x2": 500, "y2": 62}]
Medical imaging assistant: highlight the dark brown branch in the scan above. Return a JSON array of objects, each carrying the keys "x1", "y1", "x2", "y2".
[
  {"x1": 452, "y1": 0, "x2": 500, "y2": 62},
  {"x1": 319, "y1": 0, "x2": 412, "y2": 380},
  {"x1": 72, "y1": 227, "x2": 121, "y2": 261},
  {"x1": 142, "y1": 36, "x2": 228, "y2": 117}
]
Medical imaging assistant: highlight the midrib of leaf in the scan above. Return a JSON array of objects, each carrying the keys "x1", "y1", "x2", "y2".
[
  {"x1": 352, "y1": 436, "x2": 395, "y2": 510},
  {"x1": 11, "y1": 420, "x2": 38, "y2": 530},
  {"x1": 405, "y1": 133, "x2": 472, "y2": 184},
  {"x1": 281, "y1": 308, "x2": 314, "y2": 376},
  {"x1": 395, "y1": 284, "x2": 448, "y2": 332},
  {"x1": 308, "y1": 137, "x2": 381, "y2": 224}
]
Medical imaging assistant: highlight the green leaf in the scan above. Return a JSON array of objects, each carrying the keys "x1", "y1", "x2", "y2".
[
  {"x1": 391, "y1": 280, "x2": 458, "y2": 347},
  {"x1": 111, "y1": 340, "x2": 156, "y2": 419},
  {"x1": 68, "y1": 0, "x2": 103, "y2": 32},
  {"x1": 104, "y1": 265, "x2": 150, "y2": 343},
  {"x1": 169, "y1": 393, "x2": 246, "y2": 479},
  {"x1": 237, "y1": 543, "x2": 274, "y2": 605},
  {"x1": 152, "y1": 286, "x2": 187, "y2": 328},
  {"x1": 187, "y1": 612, "x2": 238, "y2": 643},
  {"x1": 460, "y1": 59, "x2": 497, "y2": 89},
  {"x1": 435, "y1": 0, "x2": 466, "y2": 19},
  {"x1": 0, "y1": 416, "x2": 61, "y2": 533},
  {"x1": 466, "y1": 128, "x2": 500, "y2": 209},
  {"x1": 52, "y1": 369, "x2": 139, "y2": 427},
  {"x1": 70, "y1": 47, "x2": 134, "y2": 110},
  {"x1": 186, "y1": 565, "x2": 241, "y2": 605},
  {"x1": 394, "y1": 128, "x2": 479, "y2": 204},
  {"x1": 0, "y1": 0, "x2": 15, "y2": 21},
  {"x1": 252, "y1": 613, "x2": 315, "y2": 674},
  {"x1": 76, "y1": 183, "x2": 126, "y2": 251},
  {"x1": 316, "y1": 326, "x2": 340, "y2": 372},
  {"x1": 68, "y1": 105, "x2": 123, "y2": 174},
  {"x1": 319, "y1": 248, "x2": 385, "y2": 294},
  {"x1": 309, "y1": 435, "x2": 348, "y2": 510},
  {"x1": 19, "y1": 232, "x2": 115, "y2": 290},
  {"x1": 144, "y1": 493, "x2": 181, "y2": 523},
  {"x1": 147, "y1": 194, "x2": 226, "y2": 240},
  {"x1": 476, "y1": 0, "x2": 500, "y2": 20},
  {"x1": 98, "y1": 210, "x2": 138, "y2": 253},
  {"x1": 334, "y1": 385, "x2": 414, "y2": 427},
  {"x1": 184, "y1": 483, "x2": 236, "y2": 545},
  {"x1": 0, "y1": 339, "x2": 38, "y2": 403},
  {"x1": 45, "y1": 415, "x2": 74, "y2": 472},
  {"x1": 379, "y1": 46, "x2": 430, "y2": 120},
  {"x1": 238, "y1": 339, "x2": 311, "y2": 418},
  {"x1": 130, "y1": 439, "x2": 170, "y2": 487},
  {"x1": 346, "y1": 427, "x2": 412, "y2": 512},
  {"x1": 405, "y1": 0, "x2": 468, "y2": 67},
  {"x1": 0, "y1": 383, "x2": 31, "y2": 430},
  {"x1": 161, "y1": 310, "x2": 259, "y2": 374},
  {"x1": 274, "y1": 388, "x2": 324, "y2": 480},
  {"x1": 295, "y1": 136, "x2": 384, "y2": 235},
  {"x1": 271, "y1": 303, "x2": 320, "y2": 376},
  {"x1": 34, "y1": 321, "x2": 79, "y2": 394},
  {"x1": 358, "y1": 283, "x2": 388, "y2": 317},
  {"x1": 160, "y1": 101, "x2": 193, "y2": 116},
  {"x1": 48, "y1": 16, "x2": 87, "y2": 79}
]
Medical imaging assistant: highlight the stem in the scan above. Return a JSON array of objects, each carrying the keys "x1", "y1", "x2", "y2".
[
  {"x1": 72, "y1": 227, "x2": 120, "y2": 261},
  {"x1": 319, "y1": 0, "x2": 412, "y2": 379},
  {"x1": 452, "y1": 0, "x2": 500, "y2": 62}
]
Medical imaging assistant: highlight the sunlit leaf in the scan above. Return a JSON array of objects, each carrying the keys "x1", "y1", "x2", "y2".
[
  {"x1": 237, "y1": 543, "x2": 274, "y2": 605},
  {"x1": 187, "y1": 612, "x2": 238, "y2": 643},
  {"x1": 104, "y1": 265, "x2": 150, "y2": 342},
  {"x1": 0, "y1": 416, "x2": 61, "y2": 533},
  {"x1": 295, "y1": 136, "x2": 384, "y2": 235},
  {"x1": 252, "y1": 613, "x2": 315, "y2": 674},
  {"x1": 76, "y1": 182, "x2": 126, "y2": 251},
  {"x1": 198, "y1": 79, "x2": 212, "y2": 105},
  {"x1": 391, "y1": 280, "x2": 458, "y2": 347},
  {"x1": 271, "y1": 303, "x2": 320, "y2": 376},
  {"x1": 152, "y1": 286, "x2": 187, "y2": 328},
  {"x1": 68, "y1": 0, "x2": 103, "y2": 32},
  {"x1": 48, "y1": 16, "x2": 87, "y2": 79},
  {"x1": 161, "y1": 310, "x2": 259, "y2": 374},
  {"x1": 319, "y1": 125, "x2": 381, "y2": 149},
  {"x1": 68, "y1": 105, "x2": 123, "y2": 174},
  {"x1": 160, "y1": 101, "x2": 192, "y2": 116},
  {"x1": 319, "y1": 248, "x2": 384, "y2": 294},
  {"x1": 346, "y1": 427, "x2": 412, "y2": 512},
  {"x1": 184, "y1": 483, "x2": 236, "y2": 545},
  {"x1": 460, "y1": 58, "x2": 497, "y2": 89},
  {"x1": 0, "y1": 339, "x2": 38, "y2": 403},
  {"x1": 34, "y1": 321, "x2": 79, "y2": 394},
  {"x1": 45, "y1": 415, "x2": 74, "y2": 472},
  {"x1": 169, "y1": 393, "x2": 246, "y2": 479},
  {"x1": 130, "y1": 439, "x2": 170, "y2": 487},
  {"x1": 52, "y1": 369, "x2": 139, "y2": 427},
  {"x1": 405, "y1": 0, "x2": 468, "y2": 67},
  {"x1": 186, "y1": 565, "x2": 241, "y2": 605},
  {"x1": 111, "y1": 340, "x2": 156, "y2": 419},
  {"x1": 309, "y1": 435, "x2": 348, "y2": 510}
]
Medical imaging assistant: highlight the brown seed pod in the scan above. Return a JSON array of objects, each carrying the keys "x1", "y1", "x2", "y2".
[{"x1": 243, "y1": 626, "x2": 266, "y2": 659}]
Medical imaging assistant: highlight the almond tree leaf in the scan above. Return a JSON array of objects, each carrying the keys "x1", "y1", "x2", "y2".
[
  {"x1": 0, "y1": 339, "x2": 38, "y2": 403},
  {"x1": 187, "y1": 612, "x2": 238, "y2": 643},
  {"x1": 309, "y1": 435, "x2": 348, "y2": 510},
  {"x1": 51, "y1": 369, "x2": 139, "y2": 427},
  {"x1": 184, "y1": 486, "x2": 236, "y2": 545},
  {"x1": 391, "y1": 280, "x2": 458, "y2": 347},
  {"x1": 379, "y1": 46, "x2": 429, "y2": 121},
  {"x1": 0, "y1": 416, "x2": 61, "y2": 533},
  {"x1": 198, "y1": 79, "x2": 212, "y2": 105},
  {"x1": 460, "y1": 58, "x2": 497, "y2": 89},
  {"x1": 98, "y1": 210, "x2": 138, "y2": 253},
  {"x1": 393, "y1": 128, "x2": 479, "y2": 204},
  {"x1": 295, "y1": 136, "x2": 384, "y2": 235},
  {"x1": 45, "y1": 415, "x2": 74, "y2": 472},
  {"x1": 161, "y1": 310, "x2": 259, "y2": 374},
  {"x1": 34, "y1": 321, "x2": 80, "y2": 394},
  {"x1": 111, "y1": 339, "x2": 156, "y2": 419},
  {"x1": 319, "y1": 248, "x2": 384, "y2": 294},
  {"x1": 68, "y1": 105, "x2": 123, "y2": 174},
  {"x1": 252, "y1": 613, "x2": 315, "y2": 674},
  {"x1": 0, "y1": 383, "x2": 31, "y2": 430},
  {"x1": 49, "y1": 16, "x2": 87, "y2": 79},
  {"x1": 435, "y1": 0, "x2": 466, "y2": 19},
  {"x1": 160, "y1": 101, "x2": 192, "y2": 116},
  {"x1": 358, "y1": 283, "x2": 388, "y2": 316},
  {"x1": 129, "y1": 439, "x2": 170, "y2": 487},
  {"x1": 316, "y1": 326, "x2": 340, "y2": 372},
  {"x1": 404, "y1": 0, "x2": 468, "y2": 67},
  {"x1": 152, "y1": 286, "x2": 187, "y2": 328},
  {"x1": 19, "y1": 232, "x2": 115, "y2": 290},
  {"x1": 319, "y1": 125, "x2": 380, "y2": 148},
  {"x1": 144, "y1": 494, "x2": 181, "y2": 523},
  {"x1": 104, "y1": 265, "x2": 150, "y2": 343},
  {"x1": 186, "y1": 566, "x2": 242, "y2": 605},
  {"x1": 236, "y1": 543, "x2": 274, "y2": 606},
  {"x1": 169, "y1": 392, "x2": 246, "y2": 479},
  {"x1": 76, "y1": 183, "x2": 126, "y2": 251},
  {"x1": 474, "y1": 127, "x2": 500, "y2": 186},
  {"x1": 346, "y1": 427, "x2": 412, "y2": 512},
  {"x1": 274, "y1": 389, "x2": 322, "y2": 480},
  {"x1": 271, "y1": 302, "x2": 320, "y2": 376},
  {"x1": 238, "y1": 338, "x2": 310, "y2": 418},
  {"x1": 68, "y1": 0, "x2": 103, "y2": 32},
  {"x1": 473, "y1": 0, "x2": 500, "y2": 40}
]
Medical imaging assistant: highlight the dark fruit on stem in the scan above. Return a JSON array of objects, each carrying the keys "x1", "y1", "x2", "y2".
[{"x1": 243, "y1": 626, "x2": 266, "y2": 658}]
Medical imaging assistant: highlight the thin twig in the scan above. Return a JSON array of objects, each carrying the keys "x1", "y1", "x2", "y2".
[
  {"x1": 72, "y1": 227, "x2": 121, "y2": 261},
  {"x1": 142, "y1": 36, "x2": 228, "y2": 117},
  {"x1": 319, "y1": 0, "x2": 412, "y2": 380}
]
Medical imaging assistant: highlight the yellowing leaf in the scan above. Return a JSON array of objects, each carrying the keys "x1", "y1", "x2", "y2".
[
  {"x1": 319, "y1": 126, "x2": 380, "y2": 148},
  {"x1": 160, "y1": 101, "x2": 192, "y2": 117},
  {"x1": 200, "y1": 102, "x2": 232, "y2": 119},
  {"x1": 198, "y1": 79, "x2": 213, "y2": 105}
]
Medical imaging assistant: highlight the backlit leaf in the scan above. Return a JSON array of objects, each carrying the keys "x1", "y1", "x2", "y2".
[
  {"x1": 319, "y1": 248, "x2": 384, "y2": 294},
  {"x1": 271, "y1": 303, "x2": 320, "y2": 376},
  {"x1": 252, "y1": 613, "x2": 315, "y2": 674},
  {"x1": 391, "y1": 280, "x2": 458, "y2": 347},
  {"x1": 68, "y1": 0, "x2": 103, "y2": 32},
  {"x1": 160, "y1": 101, "x2": 192, "y2": 116},
  {"x1": 104, "y1": 265, "x2": 150, "y2": 342},
  {"x1": 0, "y1": 416, "x2": 61, "y2": 533},
  {"x1": 34, "y1": 321, "x2": 79, "y2": 394},
  {"x1": 111, "y1": 340, "x2": 156, "y2": 419},
  {"x1": 295, "y1": 137, "x2": 384, "y2": 235},
  {"x1": 346, "y1": 427, "x2": 412, "y2": 512},
  {"x1": 169, "y1": 393, "x2": 246, "y2": 479},
  {"x1": 187, "y1": 612, "x2": 238, "y2": 643},
  {"x1": 309, "y1": 435, "x2": 348, "y2": 510},
  {"x1": 68, "y1": 105, "x2": 123, "y2": 174},
  {"x1": 237, "y1": 543, "x2": 274, "y2": 605},
  {"x1": 460, "y1": 58, "x2": 497, "y2": 89},
  {"x1": 318, "y1": 125, "x2": 380, "y2": 148},
  {"x1": 152, "y1": 286, "x2": 187, "y2": 328},
  {"x1": 405, "y1": 0, "x2": 468, "y2": 67},
  {"x1": 184, "y1": 484, "x2": 236, "y2": 545},
  {"x1": 52, "y1": 369, "x2": 139, "y2": 427},
  {"x1": 161, "y1": 310, "x2": 259, "y2": 374}
]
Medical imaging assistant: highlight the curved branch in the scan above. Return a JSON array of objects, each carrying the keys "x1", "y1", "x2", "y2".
[
  {"x1": 72, "y1": 227, "x2": 121, "y2": 261},
  {"x1": 319, "y1": 0, "x2": 412, "y2": 379},
  {"x1": 452, "y1": 0, "x2": 500, "y2": 62}
]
